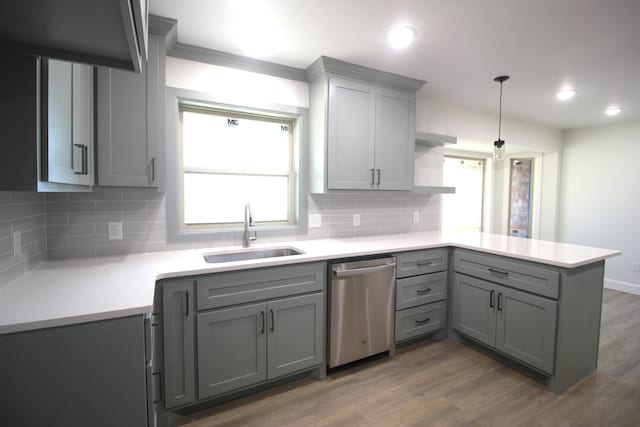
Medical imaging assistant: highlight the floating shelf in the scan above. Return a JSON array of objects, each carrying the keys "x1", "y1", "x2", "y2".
[
  {"x1": 412, "y1": 185, "x2": 456, "y2": 194},
  {"x1": 415, "y1": 131, "x2": 457, "y2": 147}
]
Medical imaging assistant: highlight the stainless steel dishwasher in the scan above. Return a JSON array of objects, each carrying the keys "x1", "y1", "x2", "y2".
[{"x1": 329, "y1": 257, "x2": 396, "y2": 368}]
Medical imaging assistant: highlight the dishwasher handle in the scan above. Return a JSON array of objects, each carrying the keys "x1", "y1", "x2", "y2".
[{"x1": 333, "y1": 262, "x2": 396, "y2": 277}]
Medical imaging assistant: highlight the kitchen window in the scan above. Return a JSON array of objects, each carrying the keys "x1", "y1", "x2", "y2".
[{"x1": 178, "y1": 105, "x2": 295, "y2": 230}]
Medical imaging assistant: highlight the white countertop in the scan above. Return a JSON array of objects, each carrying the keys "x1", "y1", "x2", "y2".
[{"x1": 0, "y1": 231, "x2": 620, "y2": 335}]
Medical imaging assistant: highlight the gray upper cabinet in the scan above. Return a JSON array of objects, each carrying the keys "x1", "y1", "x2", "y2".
[
  {"x1": 327, "y1": 77, "x2": 376, "y2": 189},
  {"x1": 374, "y1": 87, "x2": 415, "y2": 190},
  {"x1": 96, "y1": 34, "x2": 164, "y2": 188},
  {"x1": 162, "y1": 280, "x2": 196, "y2": 409},
  {"x1": 0, "y1": 52, "x2": 94, "y2": 191},
  {"x1": 43, "y1": 60, "x2": 95, "y2": 187},
  {"x1": 307, "y1": 56, "x2": 425, "y2": 193}
]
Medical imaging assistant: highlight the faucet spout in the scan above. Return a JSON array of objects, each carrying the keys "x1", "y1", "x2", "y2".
[{"x1": 242, "y1": 203, "x2": 257, "y2": 248}]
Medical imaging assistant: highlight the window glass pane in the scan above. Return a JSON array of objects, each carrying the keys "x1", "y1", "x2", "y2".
[
  {"x1": 442, "y1": 157, "x2": 484, "y2": 232},
  {"x1": 183, "y1": 173, "x2": 289, "y2": 224},
  {"x1": 182, "y1": 111, "x2": 290, "y2": 174},
  {"x1": 509, "y1": 159, "x2": 532, "y2": 238}
]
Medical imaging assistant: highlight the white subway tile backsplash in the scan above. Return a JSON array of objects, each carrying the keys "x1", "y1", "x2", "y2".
[{"x1": 0, "y1": 191, "x2": 46, "y2": 287}]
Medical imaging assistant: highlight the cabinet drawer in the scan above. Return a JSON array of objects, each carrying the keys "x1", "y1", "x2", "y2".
[
  {"x1": 395, "y1": 301, "x2": 446, "y2": 342},
  {"x1": 396, "y1": 271, "x2": 447, "y2": 310},
  {"x1": 454, "y1": 250, "x2": 560, "y2": 299},
  {"x1": 196, "y1": 262, "x2": 325, "y2": 310},
  {"x1": 395, "y1": 248, "x2": 448, "y2": 278}
]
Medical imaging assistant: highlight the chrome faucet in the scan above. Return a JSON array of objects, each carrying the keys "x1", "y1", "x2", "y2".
[{"x1": 242, "y1": 203, "x2": 257, "y2": 247}]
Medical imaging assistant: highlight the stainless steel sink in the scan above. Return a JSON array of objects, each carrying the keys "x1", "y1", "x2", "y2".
[{"x1": 203, "y1": 247, "x2": 305, "y2": 263}]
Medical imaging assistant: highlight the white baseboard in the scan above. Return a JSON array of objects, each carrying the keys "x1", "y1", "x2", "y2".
[{"x1": 604, "y1": 278, "x2": 640, "y2": 296}]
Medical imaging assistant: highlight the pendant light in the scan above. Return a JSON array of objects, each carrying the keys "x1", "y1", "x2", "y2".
[{"x1": 493, "y1": 75, "x2": 510, "y2": 161}]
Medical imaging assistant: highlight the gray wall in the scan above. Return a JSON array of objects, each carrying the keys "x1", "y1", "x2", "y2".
[
  {"x1": 0, "y1": 192, "x2": 46, "y2": 286},
  {"x1": 44, "y1": 188, "x2": 442, "y2": 260}
]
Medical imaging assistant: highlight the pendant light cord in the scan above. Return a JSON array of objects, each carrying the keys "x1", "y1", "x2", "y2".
[{"x1": 498, "y1": 81, "x2": 503, "y2": 140}]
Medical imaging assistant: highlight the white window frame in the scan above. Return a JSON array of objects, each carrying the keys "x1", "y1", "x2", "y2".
[
  {"x1": 178, "y1": 105, "x2": 296, "y2": 231},
  {"x1": 164, "y1": 88, "x2": 309, "y2": 243}
]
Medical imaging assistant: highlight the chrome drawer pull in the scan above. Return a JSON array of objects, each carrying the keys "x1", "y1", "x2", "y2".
[
  {"x1": 415, "y1": 317, "x2": 431, "y2": 325},
  {"x1": 488, "y1": 267, "x2": 509, "y2": 276},
  {"x1": 416, "y1": 288, "x2": 432, "y2": 295},
  {"x1": 416, "y1": 261, "x2": 433, "y2": 266}
]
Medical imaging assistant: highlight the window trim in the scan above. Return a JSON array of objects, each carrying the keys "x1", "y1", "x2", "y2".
[
  {"x1": 177, "y1": 105, "x2": 295, "y2": 230},
  {"x1": 165, "y1": 87, "x2": 309, "y2": 244}
]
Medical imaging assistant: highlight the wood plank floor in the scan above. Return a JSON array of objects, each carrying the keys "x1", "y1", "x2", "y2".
[{"x1": 178, "y1": 289, "x2": 640, "y2": 426}]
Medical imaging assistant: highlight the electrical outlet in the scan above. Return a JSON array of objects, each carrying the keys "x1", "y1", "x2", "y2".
[
  {"x1": 353, "y1": 213, "x2": 360, "y2": 227},
  {"x1": 632, "y1": 261, "x2": 640, "y2": 273},
  {"x1": 413, "y1": 211, "x2": 420, "y2": 223},
  {"x1": 108, "y1": 222, "x2": 123, "y2": 240},
  {"x1": 309, "y1": 213, "x2": 322, "y2": 228},
  {"x1": 13, "y1": 231, "x2": 22, "y2": 256}
]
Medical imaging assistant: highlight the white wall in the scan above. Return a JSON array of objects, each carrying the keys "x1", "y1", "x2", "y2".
[
  {"x1": 418, "y1": 96, "x2": 563, "y2": 240},
  {"x1": 166, "y1": 57, "x2": 309, "y2": 108},
  {"x1": 559, "y1": 120, "x2": 640, "y2": 294}
]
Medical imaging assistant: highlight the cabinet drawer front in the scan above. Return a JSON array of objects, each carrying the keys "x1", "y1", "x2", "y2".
[
  {"x1": 396, "y1": 271, "x2": 447, "y2": 310},
  {"x1": 454, "y1": 250, "x2": 560, "y2": 299},
  {"x1": 395, "y1": 301, "x2": 446, "y2": 342},
  {"x1": 395, "y1": 248, "x2": 448, "y2": 278},
  {"x1": 196, "y1": 262, "x2": 325, "y2": 310}
]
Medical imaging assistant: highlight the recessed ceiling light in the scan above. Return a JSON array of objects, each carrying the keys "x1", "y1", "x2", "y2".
[
  {"x1": 387, "y1": 27, "x2": 415, "y2": 49},
  {"x1": 556, "y1": 89, "x2": 576, "y2": 100},
  {"x1": 604, "y1": 106, "x2": 622, "y2": 116}
]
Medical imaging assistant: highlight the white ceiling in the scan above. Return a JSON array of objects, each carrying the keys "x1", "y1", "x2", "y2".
[{"x1": 151, "y1": 0, "x2": 640, "y2": 130}]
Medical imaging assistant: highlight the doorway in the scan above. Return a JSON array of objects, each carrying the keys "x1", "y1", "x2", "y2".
[{"x1": 442, "y1": 156, "x2": 485, "y2": 232}]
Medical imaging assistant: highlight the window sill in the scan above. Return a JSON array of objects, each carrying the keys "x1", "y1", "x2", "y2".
[{"x1": 170, "y1": 223, "x2": 307, "y2": 244}]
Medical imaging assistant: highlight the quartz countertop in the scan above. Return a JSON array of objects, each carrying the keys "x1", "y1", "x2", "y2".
[{"x1": 0, "y1": 231, "x2": 620, "y2": 335}]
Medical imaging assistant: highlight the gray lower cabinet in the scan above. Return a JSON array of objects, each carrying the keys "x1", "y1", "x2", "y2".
[
  {"x1": 0, "y1": 316, "x2": 148, "y2": 427},
  {"x1": 162, "y1": 280, "x2": 196, "y2": 409},
  {"x1": 96, "y1": 33, "x2": 164, "y2": 188},
  {"x1": 452, "y1": 273, "x2": 558, "y2": 374},
  {"x1": 197, "y1": 302, "x2": 267, "y2": 399},
  {"x1": 393, "y1": 249, "x2": 449, "y2": 343},
  {"x1": 197, "y1": 293, "x2": 323, "y2": 400},
  {"x1": 159, "y1": 262, "x2": 326, "y2": 412}
]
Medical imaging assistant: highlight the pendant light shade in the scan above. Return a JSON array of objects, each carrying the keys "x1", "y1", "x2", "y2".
[{"x1": 493, "y1": 75, "x2": 510, "y2": 161}]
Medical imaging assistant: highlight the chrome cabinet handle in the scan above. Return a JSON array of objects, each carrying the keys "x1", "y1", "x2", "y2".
[
  {"x1": 415, "y1": 317, "x2": 430, "y2": 325},
  {"x1": 151, "y1": 157, "x2": 156, "y2": 182},
  {"x1": 370, "y1": 168, "x2": 375, "y2": 185},
  {"x1": 489, "y1": 289, "x2": 495, "y2": 308},
  {"x1": 74, "y1": 144, "x2": 88, "y2": 175},
  {"x1": 185, "y1": 290, "x2": 189, "y2": 317},
  {"x1": 416, "y1": 288, "x2": 432, "y2": 295},
  {"x1": 497, "y1": 292, "x2": 503, "y2": 311},
  {"x1": 376, "y1": 168, "x2": 381, "y2": 185},
  {"x1": 489, "y1": 267, "x2": 509, "y2": 276},
  {"x1": 270, "y1": 309, "x2": 275, "y2": 332},
  {"x1": 260, "y1": 311, "x2": 265, "y2": 334},
  {"x1": 417, "y1": 261, "x2": 433, "y2": 266}
]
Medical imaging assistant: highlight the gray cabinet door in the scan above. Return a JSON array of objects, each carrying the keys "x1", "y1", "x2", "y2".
[
  {"x1": 197, "y1": 303, "x2": 267, "y2": 400},
  {"x1": 71, "y1": 63, "x2": 95, "y2": 186},
  {"x1": 374, "y1": 87, "x2": 415, "y2": 190},
  {"x1": 327, "y1": 77, "x2": 376, "y2": 190},
  {"x1": 44, "y1": 59, "x2": 76, "y2": 184},
  {"x1": 267, "y1": 293, "x2": 324, "y2": 379},
  {"x1": 96, "y1": 35, "x2": 161, "y2": 187},
  {"x1": 452, "y1": 273, "x2": 497, "y2": 347},
  {"x1": 162, "y1": 280, "x2": 196, "y2": 409},
  {"x1": 496, "y1": 286, "x2": 558, "y2": 374}
]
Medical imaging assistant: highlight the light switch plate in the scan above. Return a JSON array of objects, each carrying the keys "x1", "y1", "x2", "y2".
[
  {"x1": 413, "y1": 211, "x2": 420, "y2": 223},
  {"x1": 108, "y1": 222, "x2": 123, "y2": 240},
  {"x1": 309, "y1": 213, "x2": 322, "y2": 228},
  {"x1": 632, "y1": 261, "x2": 640, "y2": 272},
  {"x1": 353, "y1": 213, "x2": 360, "y2": 227}
]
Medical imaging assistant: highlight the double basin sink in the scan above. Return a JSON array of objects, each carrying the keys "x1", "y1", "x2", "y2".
[{"x1": 203, "y1": 247, "x2": 304, "y2": 264}]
